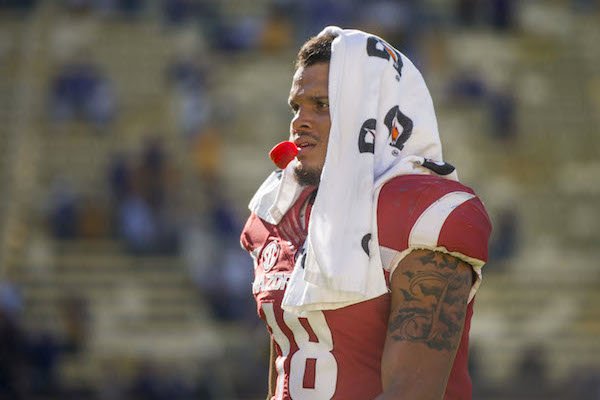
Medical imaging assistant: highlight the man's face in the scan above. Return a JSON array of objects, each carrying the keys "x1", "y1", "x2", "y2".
[{"x1": 288, "y1": 62, "x2": 331, "y2": 186}]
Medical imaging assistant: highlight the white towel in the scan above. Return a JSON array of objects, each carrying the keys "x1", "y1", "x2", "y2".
[{"x1": 249, "y1": 27, "x2": 458, "y2": 315}]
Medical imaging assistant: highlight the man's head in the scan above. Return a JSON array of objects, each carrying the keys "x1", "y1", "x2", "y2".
[{"x1": 288, "y1": 33, "x2": 336, "y2": 186}]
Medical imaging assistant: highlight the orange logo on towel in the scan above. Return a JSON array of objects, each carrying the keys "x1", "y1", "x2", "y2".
[
  {"x1": 384, "y1": 105, "x2": 413, "y2": 151},
  {"x1": 366, "y1": 36, "x2": 403, "y2": 77}
]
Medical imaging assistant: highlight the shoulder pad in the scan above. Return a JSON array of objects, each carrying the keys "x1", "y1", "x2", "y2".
[{"x1": 377, "y1": 175, "x2": 491, "y2": 263}]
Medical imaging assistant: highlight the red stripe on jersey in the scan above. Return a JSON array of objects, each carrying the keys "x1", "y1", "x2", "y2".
[
  {"x1": 299, "y1": 317, "x2": 319, "y2": 343},
  {"x1": 303, "y1": 358, "x2": 317, "y2": 389}
]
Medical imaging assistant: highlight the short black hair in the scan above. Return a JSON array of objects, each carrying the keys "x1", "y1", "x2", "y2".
[{"x1": 295, "y1": 32, "x2": 336, "y2": 69}]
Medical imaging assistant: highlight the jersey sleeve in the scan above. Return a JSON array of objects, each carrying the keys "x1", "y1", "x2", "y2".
[{"x1": 377, "y1": 176, "x2": 492, "y2": 301}]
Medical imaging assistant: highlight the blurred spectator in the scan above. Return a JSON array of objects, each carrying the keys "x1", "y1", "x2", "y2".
[
  {"x1": 356, "y1": 0, "x2": 422, "y2": 56},
  {"x1": 259, "y1": 3, "x2": 294, "y2": 53},
  {"x1": 167, "y1": 56, "x2": 212, "y2": 139},
  {"x1": 419, "y1": 29, "x2": 450, "y2": 77},
  {"x1": 194, "y1": 363, "x2": 218, "y2": 399},
  {"x1": 488, "y1": 88, "x2": 518, "y2": 143},
  {"x1": 510, "y1": 345, "x2": 552, "y2": 398},
  {"x1": 455, "y1": 0, "x2": 479, "y2": 27},
  {"x1": 193, "y1": 1, "x2": 222, "y2": 39},
  {"x1": 0, "y1": 0, "x2": 38, "y2": 12},
  {"x1": 167, "y1": 55, "x2": 208, "y2": 93},
  {"x1": 47, "y1": 178, "x2": 80, "y2": 239},
  {"x1": 27, "y1": 329, "x2": 62, "y2": 397},
  {"x1": 192, "y1": 124, "x2": 223, "y2": 180},
  {"x1": 468, "y1": 344, "x2": 485, "y2": 396},
  {"x1": 60, "y1": 295, "x2": 90, "y2": 354},
  {"x1": 87, "y1": 78, "x2": 117, "y2": 131},
  {"x1": 220, "y1": 244, "x2": 255, "y2": 323},
  {"x1": 571, "y1": 0, "x2": 599, "y2": 13},
  {"x1": 185, "y1": 180, "x2": 253, "y2": 322},
  {"x1": 138, "y1": 137, "x2": 168, "y2": 210},
  {"x1": 49, "y1": 56, "x2": 117, "y2": 131},
  {"x1": 454, "y1": 0, "x2": 519, "y2": 31},
  {"x1": 92, "y1": 0, "x2": 118, "y2": 17},
  {"x1": 129, "y1": 360, "x2": 164, "y2": 400},
  {"x1": 160, "y1": 367, "x2": 196, "y2": 400},
  {"x1": 161, "y1": 0, "x2": 195, "y2": 27},
  {"x1": 489, "y1": 207, "x2": 519, "y2": 265},
  {"x1": 117, "y1": 0, "x2": 145, "y2": 19},
  {"x1": 118, "y1": 190, "x2": 160, "y2": 254},
  {"x1": 79, "y1": 195, "x2": 111, "y2": 238},
  {"x1": 0, "y1": 281, "x2": 23, "y2": 318},
  {"x1": 448, "y1": 71, "x2": 518, "y2": 144},
  {"x1": 115, "y1": 138, "x2": 180, "y2": 255},
  {"x1": 0, "y1": 284, "x2": 70, "y2": 398},
  {"x1": 108, "y1": 151, "x2": 134, "y2": 228},
  {"x1": 211, "y1": 17, "x2": 263, "y2": 53},
  {"x1": 178, "y1": 83, "x2": 212, "y2": 140},
  {"x1": 205, "y1": 181, "x2": 240, "y2": 243},
  {"x1": 484, "y1": 0, "x2": 517, "y2": 31},
  {"x1": 227, "y1": 345, "x2": 270, "y2": 398},
  {"x1": 565, "y1": 366, "x2": 600, "y2": 400},
  {"x1": 97, "y1": 359, "x2": 128, "y2": 400},
  {"x1": 64, "y1": 0, "x2": 93, "y2": 14},
  {"x1": 108, "y1": 152, "x2": 132, "y2": 238},
  {"x1": 0, "y1": 322, "x2": 26, "y2": 399},
  {"x1": 128, "y1": 359, "x2": 197, "y2": 400},
  {"x1": 182, "y1": 219, "x2": 219, "y2": 292},
  {"x1": 295, "y1": 0, "x2": 354, "y2": 39},
  {"x1": 108, "y1": 152, "x2": 133, "y2": 202},
  {"x1": 448, "y1": 68, "x2": 488, "y2": 103},
  {"x1": 0, "y1": 282, "x2": 27, "y2": 399}
]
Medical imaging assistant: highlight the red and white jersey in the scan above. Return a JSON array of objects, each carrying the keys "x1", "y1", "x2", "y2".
[{"x1": 240, "y1": 174, "x2": 491, "y2": 400}]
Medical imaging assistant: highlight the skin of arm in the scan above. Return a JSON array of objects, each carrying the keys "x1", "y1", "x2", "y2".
[{"x1": 375, "y1": 249, "x2": 474, "y2": 400}]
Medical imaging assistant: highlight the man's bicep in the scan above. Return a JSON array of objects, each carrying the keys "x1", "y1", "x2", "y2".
[
  {"x1": 387, "y1": 249, "x2": 473, "y2": 350},
  {"x1": 380, "y1": 249, "x2": 473, "y2": 398}
]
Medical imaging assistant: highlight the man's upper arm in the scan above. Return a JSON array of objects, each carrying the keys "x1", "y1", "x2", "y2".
[
  {"x1": 377, "y1": 177, "x2": 492, "y2": 299},
  {"x1": 380, "y1": 249, "x2": 473, "y2": 399},
  {"x1": 376, "y1": 176, "x2": 492, "y2": 398}
]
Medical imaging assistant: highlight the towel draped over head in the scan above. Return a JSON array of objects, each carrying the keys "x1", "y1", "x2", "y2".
[{"x1": 249, "y1": 26, "x2": 458, "y2": 315}]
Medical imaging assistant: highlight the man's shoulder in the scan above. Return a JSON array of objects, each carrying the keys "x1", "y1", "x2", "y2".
[
  {"x1": 240, "y1": 211, "x2": 272, "y2": 254},
  {"x1": 241, "y1": 187, "x2": 315, "y2": 254},
  {"x1": 380, "y1": 174, "x2": 475, "y2": 201},
  {"x1": 377, "y1": 174, "x2": 491, "y2": 262},
  {"x1": 377, "y1": 175, "x2": 479, "y2": 223}
]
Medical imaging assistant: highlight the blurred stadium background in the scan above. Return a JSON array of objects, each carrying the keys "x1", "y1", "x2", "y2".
[{"x1": 0, "y1": 0, "x2": 599, "y2": 399}]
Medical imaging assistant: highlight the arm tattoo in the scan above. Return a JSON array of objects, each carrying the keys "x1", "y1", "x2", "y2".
[{"x1": 388, "y1": 252, "x2": 472, "y2": 351}]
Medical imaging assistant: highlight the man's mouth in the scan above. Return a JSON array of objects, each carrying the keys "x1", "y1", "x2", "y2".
[
  {"x1": 296, "y1": 142, "x2": 316, "y2": 157},
  {"x1": 294, "y1": 136, "x2": 317, "y2": 150}
]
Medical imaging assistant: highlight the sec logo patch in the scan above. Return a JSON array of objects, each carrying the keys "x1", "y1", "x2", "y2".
[{"x1": 261, "y1": 240, "x2": 280, "y2": 272}]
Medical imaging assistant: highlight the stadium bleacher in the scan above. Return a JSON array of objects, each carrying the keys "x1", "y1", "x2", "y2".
[{"x1": 1, "y1": 1, "x2": 599, "y2": 399}]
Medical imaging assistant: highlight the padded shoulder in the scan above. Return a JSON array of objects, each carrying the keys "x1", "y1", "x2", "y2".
[
  {"x1": 377, "y1": 174, "x2": 491, "y2": 265},
  {"x1": 240, "y1": 212, "x2": 269, "y2": 256}
]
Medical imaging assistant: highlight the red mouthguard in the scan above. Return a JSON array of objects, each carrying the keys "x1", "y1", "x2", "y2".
[{"x1": 269, "y1": 141, "x2": 299, "y2": 169}]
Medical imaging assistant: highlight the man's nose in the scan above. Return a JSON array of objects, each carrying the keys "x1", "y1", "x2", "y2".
[{"x1": 291, "y1": 107, "x2": 313, "y2": 132}]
